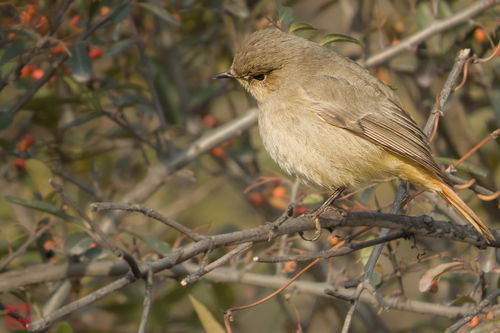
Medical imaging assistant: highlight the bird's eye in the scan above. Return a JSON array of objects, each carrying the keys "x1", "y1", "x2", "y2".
[{"x1": 252, "y1": 73, "x2": 266, "y2": 81}]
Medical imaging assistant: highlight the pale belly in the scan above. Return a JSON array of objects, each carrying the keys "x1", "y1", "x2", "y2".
[{"x1": 258, "y1": 106, "x2": 393, "y2": 190}]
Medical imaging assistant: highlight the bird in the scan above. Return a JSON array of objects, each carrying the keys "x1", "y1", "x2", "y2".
[{"x1": 214, "y1": 28, "x2": 494, "y2": 242}]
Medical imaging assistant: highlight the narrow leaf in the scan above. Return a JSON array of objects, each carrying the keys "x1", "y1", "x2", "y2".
[
  {"x1": 320, "y1": 33, "x2": 362, "y2": 46},
  {"x1": 127, "y1": 231, "x2": 171, "y2": 255},
  {"x1": 289, "y1": 22, "x2": 317, "y2": 38},
  {"x1": 223, "y1": 3, "x2": 249, "y2": 18},
  {"x1": 68, "y1": 45, "x2": 92, "y2": 83},
  {"x1": 419, "y1": 262, "x2": 462, "y2": 292},
  {"x1": 64, "y1": 232, "x2": 95, "y2": 256},
  {"x1": 188, "y1": 294, "x2": 225, "y2": 333},
  {"x1": 61, "y1": 112, "x2": 102, "y2": 129},
  {"x1": 138, "y1": 3, "x2": 179, "y2": 25},
  {"x1": 103, "y1": 3, "x2": 132, "y2": 26},
  {"x1": 106, "y1": 39, "x2": 134, "y2": 57},
  {"x1": 25, "y1": 159, "x2": 53, "y2": 198},
  {"x1": 276, "y1": 3, "x2": 295, "y2": 27},
  {"x1": 289, "y1": 22, "x2": 317, "y2": 33},
  {"x1": 5, "y1": 196, "x2": 79, "y2": 222},
  {"x1": 0, "y1": 41, "x2": 26, "y2": 65}
]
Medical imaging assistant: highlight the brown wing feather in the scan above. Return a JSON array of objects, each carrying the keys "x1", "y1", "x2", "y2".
[{"x1": 304, "y1": 74, "x2": 449, "y2": 184}]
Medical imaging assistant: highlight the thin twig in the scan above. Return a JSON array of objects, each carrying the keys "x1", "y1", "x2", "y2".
[
  {"x1": 340, "y1": 182, "x2": 408, "y2": 332},
  {"x1": 445, "y1": 289, "x2": 500, "y2": 333},
  {"x1": 447, "y1": 129, "x2": 499, "y2": 171},
  {"x1": 91, "y1": 202, "x2": 206, "y2": 241},
  {"x1": 254, "y1": 231, "x2": 406, "y2": 263},
  {"x1": 423, "y1": 49, "x2": 471, "y2": 138},
  {"x1": 0, "y1": 221, "x2": 54, "y2": 271},
  {"x1": 50, "y1": 180, "x2": 142, "y2": 279},
  {"x1": 181, "y1": 242, "x2": 253, "y2": 286},
  {"x1": 364, "y1": 0, "x2": 499, "y2": 68},
  {"x1": 137, "y1": 266, "x2": 154, "y2": 333}
]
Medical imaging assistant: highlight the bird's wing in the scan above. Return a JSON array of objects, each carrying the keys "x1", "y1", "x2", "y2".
[{"x1": 303, "y1": 74, "x2": 448, "y2": 183}]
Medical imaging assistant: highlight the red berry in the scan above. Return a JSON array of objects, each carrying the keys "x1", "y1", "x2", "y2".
[
  {"x1": 18, "y1": 133, "x2": 35, "y2": 151},
  {"x1": 13, "y1": 158, "x2": 26, "y2": 170},
  {"x1": 88, "y1": 47, "x2": 103, "y2": 59},
  {"x1": 31, "y1": 69, "x2": 45, "y2": 80}
]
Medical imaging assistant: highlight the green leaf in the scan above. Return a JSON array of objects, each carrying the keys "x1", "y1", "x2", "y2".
[
  {"x1": 289, "y1": 22, "x2": 317, "y2": 39},
  {"x1": 0, "y1": 41, "x2": 26, "y2": 66},
  {"x1": 302, "y1": 193, "x2": 324, "y2": 205},
  {"x1": 188, "y1": 294, "x2": 225, "y2": 333},
  {"x1": 320, "y1": 33, "x2": 362, "y2": 46},
  {"x1": 223, "y1": 3, "x2": 249, "y2": 18},
  {"x1": 138, "y1": 3, "x2": 179, "y2": 25},
  {"x1": 127, "y1": 231, "x2": 171, "y2": 255},
  {"x1": 103, "y1": 3, "x2": 132, "y2": 26},
  {"x1": 61, "y1": 112, "x2": 103, "y2": 129},
  {"x1": 25, "y1": 159, "x2": 54, "y2": 198},
  {"x1": 5, "y1": 196, "x2": 79, "y2": 222},
  {"x1": 106, "y1": 39, "x2": 134, "y2": 57},
  {"x1": 53, "y1": 321, "x2": 73, "y2": 333},
  {"x1": 65, "y1": 232, "x2": 95, "y2": 256},
  {"x1": 68, "y1": 45, "x2": 92, "y2": 83},
  {"x1": 276, "y1": 3, "x2": 295, "y2": 28},
  {"x1": 0, "y1": 111, "x2": 13, "y2": 130},
  {"x1": 434, "y1": 157, "x2": 488, "y2": 177}
]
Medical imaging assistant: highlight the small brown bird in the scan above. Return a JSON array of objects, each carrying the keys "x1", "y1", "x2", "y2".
[{"x1": 215, "y1": 28, "x2": 494, "y2": 242}]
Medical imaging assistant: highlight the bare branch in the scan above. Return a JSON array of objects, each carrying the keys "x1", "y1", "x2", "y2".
[
  {"x1": 90, "y1": 202, "x2": 206, "y2": 241},
  {"x1": 364, "y1": 0, "x2": 499, "y2": 68},
  {"x1": 423, "y1": 49, "x2": 471, "y2": 138}
]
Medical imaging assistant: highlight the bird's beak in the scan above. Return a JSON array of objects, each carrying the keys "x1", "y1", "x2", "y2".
[{"x1": 213, "y1": 71, "x2": 234, "y2": 80}]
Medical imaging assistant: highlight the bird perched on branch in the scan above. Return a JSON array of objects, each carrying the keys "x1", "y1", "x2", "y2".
[{"x1": 215, "y1": 28, "x2": 494, "y2": 242}]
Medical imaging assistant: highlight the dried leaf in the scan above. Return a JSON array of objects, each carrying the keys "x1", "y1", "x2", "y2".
[
  {"x1": 188, "y1": 294, "x2": 225, "y2": 333},
  {"x1": 419, "y1": 261, "x2": 462, "y2": 292}
]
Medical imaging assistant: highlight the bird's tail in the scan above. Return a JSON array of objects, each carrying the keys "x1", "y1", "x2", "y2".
[{"x1": 433, "y1": 179, "x2": 494, "y2": 242}]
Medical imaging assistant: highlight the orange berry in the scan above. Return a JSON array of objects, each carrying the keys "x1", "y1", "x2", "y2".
[
  {"x1": 88, "y1": 47, "x2": 103, "y2": 59},
  {"x1": 36, "y1": 15, "x2": 49, "y2": 34},
  {"x1": 294, "y1": 205, "x2": 308, "y2": 216},
  {"x1": 210, "y1": 147, "x2": 225, "y2": 158},
  {"x1": 19, "y1": 5, "x2": 36, "y2": 25},
  {"x1": 7, "y1": 32, "x2": 17, "y2": 40},
  {"x1": 26, "y1": 4, "x2": 36, "y2": 15},
  {"x1": 248, "y1": 192, "x2": 263, "y2": 206},
  {"x1": 327, "y1": 235, "x2": 340, "y2": 245},
  {"x1": 70, "y1": 14, "x2": 81, "y2": 27},
  {"x1": 283, "y1": 261, "x2": 297, "y2": 272},
  {"x1": 390, "y1": 39, "x2": 400, "y2": 46},
  {"x1": 88, "y1": 242, "x2": 97, "y2": 249},
  {"x1": 272, "y1": 186, "x2": 286, "y2": 199},
  {"x1": 467, "y1": 315, "x2": 479, "y2": 328},
  {"x1": 90, "y1": 48, "x2": 104, "y2": 59},
  {"x1": 31, "y1": 68, "x2": 45, "y2": 80},
  {"x1": 429, "y1": 279, "x2": 439, "y2": 293},
  {"x1": 43, "y1": 240, "x2": 57, "y2": 252},
  {"x1": 18, "y1": 133, "x2": 35, "y2": 151},
  {"x1": 474, "y1": 28, "x2": 487, "y2": 43},
  {"x1": 51, "y1": 44, "x2": 66, "y2": 54},
  {"x1": 100, "y1": 6, "x2": 110, "y2": 15},
  {"x1": 202, "y1": 114, "x2": 217, "y2": 128},
  {"x1": 20, "y1": 64, "x2": 34, "y2": 78},
  {"x1": 12, "y1": 158, "x2": 26, "y2": 171},
  {"x1": 172, "y1": 12, "x2": 181, "y2": 21}
]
